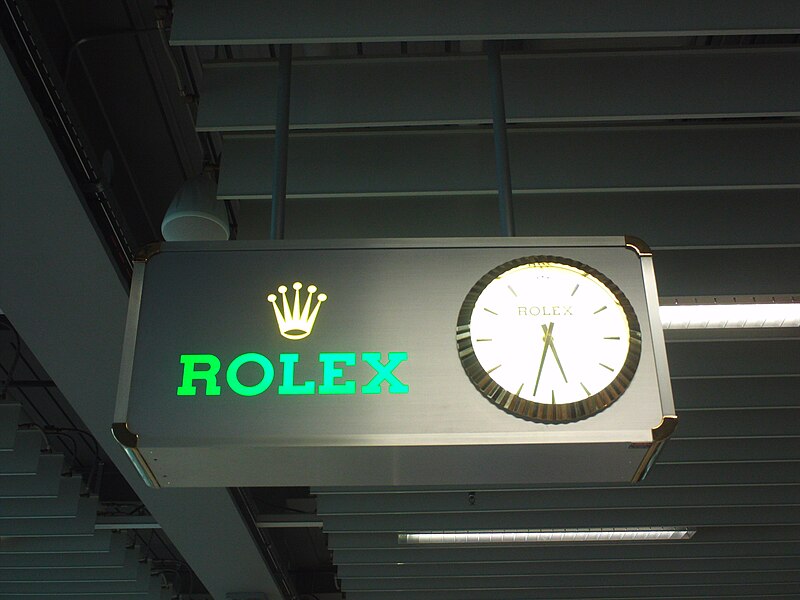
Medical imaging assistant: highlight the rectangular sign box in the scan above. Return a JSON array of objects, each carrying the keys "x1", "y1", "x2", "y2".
[{"x1": 113, "y1": 237, "x2": 675, "y2": 487}]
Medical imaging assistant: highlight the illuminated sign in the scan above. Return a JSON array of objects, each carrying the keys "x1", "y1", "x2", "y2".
[
  {"x1": 175, "y1": 280, "x2": 409, "y2": 397},
  {"x1": 176, "y1": 351, "x2": 409, "y2": 396},
  {"x1": 113, "y1": 238, "x2": 675, "y2": 488}
]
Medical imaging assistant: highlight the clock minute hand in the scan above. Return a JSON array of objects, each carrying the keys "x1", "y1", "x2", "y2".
[
  {"x1": 533, "y1": 322, "x2": 554, "y2": 397},
  {"x1": 547, "y1": 334, "x2": 568, "y2": 384}
]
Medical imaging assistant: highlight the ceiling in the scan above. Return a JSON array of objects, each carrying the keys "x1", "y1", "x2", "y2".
[{"x1": 1, "y1": 1, "x2": 800, "y2": 599}]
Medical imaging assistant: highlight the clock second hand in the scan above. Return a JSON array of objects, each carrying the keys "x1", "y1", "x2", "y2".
[{"x1": 533, "y1": 322, "x2": 554, "y2": 397}]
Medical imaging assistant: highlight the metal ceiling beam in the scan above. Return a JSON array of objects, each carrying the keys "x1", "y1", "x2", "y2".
[
  {"x1": 345, "y1": 588, "x2": 800, "y2": 600},
  {"x1": 217, "y1": 125, "x2": 800, "y2": 199},
  {"x1": 233, "y1": 189, "x2": 800, "y2": 247},
  {"x1": 198, "y1": 49, "x2": 800, "y2": 131},
  {"x1": 317, "y1": 485, "x2": 800, "y2": 515},
  {"x1": 338, "y1": 556, "x2": 800, "y2": 578},
  {"x1": 339, "y1": 569, "x2": 800, "y2": 591},
  {"x1": 170, "y1": 0, "x2": 800, "y2": 45},
  {"x1": 320, "y1": 505, "x2": 800, "y2": 532},
  {"x1": 669, "y1": 376, "x2": 800, "y2": 410},
  {"x1": 332, "y1": 540, "x2": 800, "y2": 563},
  {"x1": 0, "y1": 47, "x2": 282, "y2": 600},
  {"x1": 661, "y1": 438, "x2": 800, "y2": 463},
  {"x1": 652, "y1": 247, "x2": 800, "y2": 297},
  {"x1": 667, "y1": 340, "x2": 800, "y2": 379},
  {"x1": 94, "y1": 515, "x2": 160, "y2": 530}
]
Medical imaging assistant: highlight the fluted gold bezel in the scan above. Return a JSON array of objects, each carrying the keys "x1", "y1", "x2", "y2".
[{"x1": 456, "y1": 256, "x2": 642, "y2": 423}]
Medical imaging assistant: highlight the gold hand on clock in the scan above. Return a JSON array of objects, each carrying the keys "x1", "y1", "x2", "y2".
[
  {"x1": 542, "y1": 323, "x2": 568, "y2": 384},
  {"x1": 533, "y1": 322, "x2": 555, "y2": 397}
]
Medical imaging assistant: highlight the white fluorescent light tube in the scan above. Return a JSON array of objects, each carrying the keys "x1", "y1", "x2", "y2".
[
  {"x1": 659, "y1": 298, "x2": 800, "y2": 329},
  {"x1": 398, "y1": 528, "x2": 696, "y2": 545}
]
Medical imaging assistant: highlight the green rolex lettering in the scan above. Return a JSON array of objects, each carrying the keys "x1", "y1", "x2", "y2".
[
  {"x1": 278, "y1": 353, "x2": 315, "y2": 395},
  {"x1": 318, "y1": 352, "x2": 356, "y2": 395},
  {"x1": 361, "y1": 352, "x2": 409, "y2": 394},
  {"x1": 177, "y1": 354, "x2": 222, "y2": 396},
  {"x1": 226, "y1": 353, "x2": 275, "y2": 396}
]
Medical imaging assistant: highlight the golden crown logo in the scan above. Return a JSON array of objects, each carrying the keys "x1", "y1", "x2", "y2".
[{"x1": 267, "y1": 282, "x2": 327, "y2": 340}]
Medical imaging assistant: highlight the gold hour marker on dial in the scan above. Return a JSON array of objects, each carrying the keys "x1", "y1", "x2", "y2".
[
  {"x1": 515, "y1": 383, "x2": 524, "y2": 397},
  {"x1": 507, "y1": 285, "x2": 517, "y2": 297},
  {"x1": 604, "y1": 336, "x2": 620, "y2": 340},
  {"x1": 571, "y1": 284, "x2": 579, "y2": 296},
  {"x1": 551, "y1": 390, "x2": 556, "y2": 404},
  {"x1": 599, "y1": 362, "x2": 614, "y2": 371},
  {"x1": 483, "y1": 307, "x2": 498, "y2": 315},
  {"x1": 594, "y1": 305, "x2": 607, "y2": 314},
  {"x1": 580, "y1": 382, "x2": 590, "y2": 395},
  {"x1": 487, "y1": 364, "x2": 502, "y2": 374},
  {"x1": 475, "y1": 338, "x2": 493, "y2": 342}
]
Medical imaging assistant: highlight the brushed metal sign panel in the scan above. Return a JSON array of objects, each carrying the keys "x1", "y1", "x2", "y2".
[{"x1": 114, "y1": 237, "x2": 674, "y2": 487}]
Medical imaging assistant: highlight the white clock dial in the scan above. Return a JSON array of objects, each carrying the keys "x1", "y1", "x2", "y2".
[{"x1": 458, "y1": 257, "x2": 641, "y2": 422}]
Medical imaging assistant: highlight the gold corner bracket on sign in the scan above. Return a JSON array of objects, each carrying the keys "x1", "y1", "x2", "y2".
[
  {"x1": 111, "y1": 422, "x2": 161, "y2": 488},
  {"x1": 630, "y1": 415, "x2": 678, "y2": 483},
  {"x1": 134, "y1": 242, "x2": 163, "y2": 263},
  {"x1": 624, "y1": 236, "x2": 652, "y2": 257}
]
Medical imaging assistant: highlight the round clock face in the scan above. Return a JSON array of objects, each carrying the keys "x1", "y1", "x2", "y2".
[{"x1": 457, "y1": 256, "x2": 641, "y2": 422}]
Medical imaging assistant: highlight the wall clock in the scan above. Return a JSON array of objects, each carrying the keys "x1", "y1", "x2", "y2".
[{"x1": 457, "y1": 256, "x2": 642, "y2": 422}]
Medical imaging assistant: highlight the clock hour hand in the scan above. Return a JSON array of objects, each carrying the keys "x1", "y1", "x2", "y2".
[{"x1": 533, "y1": 322, "x2": 554, "y2": 397}]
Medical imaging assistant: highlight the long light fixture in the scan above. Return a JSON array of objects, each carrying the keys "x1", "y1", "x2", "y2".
[
  {"x1": 659, "y1": 296, "x2": 800, "y2": 329},
  {"x1": 398, "y1": 528, "x2": 696, "y2": 545}
]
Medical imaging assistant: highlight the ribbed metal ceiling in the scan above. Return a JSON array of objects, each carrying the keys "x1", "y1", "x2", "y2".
[
  {"x1": 0, "y1": 401, "x2": 174, "y2": 599},
  {"x1": 164, "y1": 3, "x2": 800, "y2": 597}
]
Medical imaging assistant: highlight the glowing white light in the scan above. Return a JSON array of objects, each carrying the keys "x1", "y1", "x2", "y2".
[
  {"x1": 660, "y1": 303, "x2": 800, "y2": 329},
  {"x1": 398, "y1": 528, "x2": 695, "y2": 545}
]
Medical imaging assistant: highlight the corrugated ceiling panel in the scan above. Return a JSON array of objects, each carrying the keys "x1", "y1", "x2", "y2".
[
  {"x1": 169, "y1": 0, "x2": 800, "y2": 45},
  {"x1": 217, "y1": 125, "x2": 800, "y2": 199},
  {"x1": 0, "y1": 404, "x2": 21, "y2": 450},
  {"x1": 0, "y1": 430, "x2": 42, "y2": 474},
  {"x1": 197, "y1": 49, "x2": 800, "y2": 131}
]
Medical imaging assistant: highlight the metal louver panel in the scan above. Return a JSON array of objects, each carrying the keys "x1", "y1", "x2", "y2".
[
  {"x1": 197, "y1": 49, "x2": 800, "y2": 131},
  {"x1": 169, "y1": 0, "x2": 800, "y2": 45},
  {"x1": 0, "y1": 591, "x2": 171, "y2": 600},
  {"x1": 0, "y1": 431, "x2": 42, "y2": 475},
  {"x1": 0, "y1": 531, "x2": 127, "y2": 568},
  {"x1": 217, "y1": 125, "x2": 800, "y2": 199},
  {"x1": 0, "y1": 531, "x2": 114, "y2": 554},
  {"x1": 0, "y1": 547, "x2": 140, "y2": 581},
  {"x1": 0, "y1": 404, "x2": 21, "y2": 450},
  {"x1": 0, "y1": 411, "x2": 173, "y2": 599},
  {"x1": 0, "y1": 454, "x2": 63, "y2": 498},
  {"x1": 0, "y1": 495, "x2": 98, "y2": 537},
  {"x1": 0, "y1": 475, "x2": 82, "y2": 518},
  {"x1": 0, "y1": 562, "x2": 157, "y2": 593}
]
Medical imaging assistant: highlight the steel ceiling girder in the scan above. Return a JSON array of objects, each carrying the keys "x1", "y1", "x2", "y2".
[
  {"x1": 169, "y1": 0, "x2": 800, "y2": 45},
  {"x1": 197, "y1": 49, "x2": 800, "y2": 132}
]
